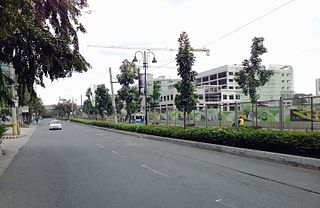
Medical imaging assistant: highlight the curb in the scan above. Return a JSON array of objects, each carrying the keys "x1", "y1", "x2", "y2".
[
  {"x1": 1, "y1": 134, "x2": 28, "y2": 140},
  {"x1": 75, "y1": 122, "x2": 320, "y2": 170},
  {"x1": 1, "y1": 135, "x2": 26, "y2": 156},
  {"x1": 0, "y1": 143, "x2": 3, "y2": 157}
]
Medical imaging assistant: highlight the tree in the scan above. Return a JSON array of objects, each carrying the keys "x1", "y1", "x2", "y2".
[
  {"x1": 83, "y1": 100, "x2": 92, "y2": 115},
  {"x1": 54, "y1": 99, "x2": 73, "y2": 118},
  {"x1": 0, "y1": 65, "x2": 13, "y2": 123},
  {"x1": 94, "y1": 84, "x2": 112, "y2": 120},
  {"x1": 115, "y1": 95, "x2": 124, "y2": 120},
  {"x1": 175, "y1": 32, "x2": 198, "y2": 128},
  {"x1": 0, "y1": 65, "x2": 13, "y2": 107},
  {"x1": 85, "y1": 87, "x2": 93, "y2": 102},
  {"x1": 19, "y1": 90, "x2": 46, "y2": 123},
  {"x1": 83, "y1": 87, "x2": 94, "y2": 115},
  {"x1": 0, "y1": 0, "x2": 90, "y2": 104},
  {"x1": 116, "y1": 59, "x2": 141, "y2": 121},
  {"x1": 235, "y1": 37, "x2": 273, "y2": 123},
  {"x1": 28, "y1": 96, "x2": 46, "y2": 122},
  {"x1": 147, "y1": 81, "x2": 161, "y2": 111}
]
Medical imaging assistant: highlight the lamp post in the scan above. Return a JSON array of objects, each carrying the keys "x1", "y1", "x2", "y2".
[{"x1": 132, "y1": 50, "x2": 157, "y2": 125}]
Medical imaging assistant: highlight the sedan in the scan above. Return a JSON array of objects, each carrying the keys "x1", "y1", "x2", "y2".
[{"x1": 49, "y1": 120, "x2": 62, "y2": 130}]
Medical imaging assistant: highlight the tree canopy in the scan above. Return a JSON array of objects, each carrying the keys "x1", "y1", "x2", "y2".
[
  {"x1": 175, "y1": 31, "x2": 197, "y2": 128},
  {"x1": 95, "y1": 84, "x2": 113, "y2": 119},
  {"x1": 54, "y1": 98, "x2": 74, "y2": 118},
  {"x1": 0, "y1": 65, "x2": 13, "y2": 106},
  {"x1": 235, "y1": 37, "x2": 273, "y2": 104},
  {"x1": 147, "y1": 80, "x2": 161, "y2": 111},
  {"x1": 0, "y1": 0, "x2": 90, "y2": 104},
  {"x1": 116, "y1": 59, "x2": 141, "y2": 121},
  {"x1": 83, "y1": 87, "x2": 94, "y2": 115}
]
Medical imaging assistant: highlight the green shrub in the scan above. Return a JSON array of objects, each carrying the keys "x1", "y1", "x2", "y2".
[{"x1": 69, "y1": 118, "x2": 320, "y2": 158}]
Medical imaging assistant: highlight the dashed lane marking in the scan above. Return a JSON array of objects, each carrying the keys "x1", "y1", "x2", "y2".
[
  {"x1": 140, "y1": 164, "x2": 170, "y2": 178},
  {"x1": 96, "y1": 144, "x2": 105, "y2": 149},
  {"x1": 111, "y1": 150, "x2": 127, "y2": 158}
]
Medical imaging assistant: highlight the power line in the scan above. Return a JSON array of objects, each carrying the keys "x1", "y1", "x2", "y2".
[
  {"x1": 203, "y1": 0, "x2": 296, "y2": 47},
  {"x1": 160, "y1": 0, "x2": 296, "y2": 68}
]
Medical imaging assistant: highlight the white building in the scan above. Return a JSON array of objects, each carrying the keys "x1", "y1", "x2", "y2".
[
  {"x1": 196, "y1": 64, "x2": 294, "y2": 107},
  {"x1": 264, "y1": 65, "x2": 294, "y2": 99},
  {"x1": 316, "y1": 78, "x2": 320, "y2": 95},
  {"x1": 152, "y1": 64, "x2": 294, "y2": 111},
  {"x1": 154, "y1": 76, "x2": 205, "y2": 110}
]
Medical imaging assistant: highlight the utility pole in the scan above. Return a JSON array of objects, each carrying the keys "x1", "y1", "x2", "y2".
[
  {"x1": 80, "y1": 95, "x2": 83, "y2": 112},
  {"x1": 109, "y1": 67, "x2": 118, "y2": 123},
  {"x1": 9, "y1": 66, "x2": 17, "y2": 135}
]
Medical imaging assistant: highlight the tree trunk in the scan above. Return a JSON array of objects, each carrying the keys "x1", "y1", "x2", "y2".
[
  {"x1": 183, "y1": 109, "x2": 187, "y2": 129},
  {"x1": 251, "y1": 103, "x2": 255, "y2": 127}
]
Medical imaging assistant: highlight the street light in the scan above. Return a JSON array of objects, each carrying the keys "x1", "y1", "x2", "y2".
[{"x1": 132, "y1": 50, "x2": 157, "y2": 125}]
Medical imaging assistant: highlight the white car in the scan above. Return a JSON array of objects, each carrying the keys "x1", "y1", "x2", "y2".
[{"x1": 49, "y1": 120, "x2": 62, "y2": 130}]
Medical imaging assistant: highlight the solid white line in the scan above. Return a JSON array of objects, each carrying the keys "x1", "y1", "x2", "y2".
[
  {"x1": 96, "y1": 144, "x2": 105, "y2": 149},
  {"x1": 111, "y1": 151, "x2": 127, "y2": 158},
  {"x1": 140, "y1": 164, "x2": 170, "y2": 178}
]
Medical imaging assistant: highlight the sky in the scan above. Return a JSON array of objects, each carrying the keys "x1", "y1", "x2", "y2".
[{"x1": 36, "y1": 0, "x2": 320, "y2": 105}]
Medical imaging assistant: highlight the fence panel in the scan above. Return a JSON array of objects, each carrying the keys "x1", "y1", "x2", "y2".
[
  {"x1": 167, "y1": 108, "x2": 175, "y2": 126},
  {"x1": 206, "y1": 106, "x2": 220, "y2": 127},
  {"x1": 284, "y1": 97, "x2": 316, "y2": 130},
  {"x1": 256, "y1": 100, "x2": 281, "y2": 129},
  {"x1": 195, "y1": 108, "x2": 206, "y2": 126},
  {"x1": 145, "y1": 95, "x2": 320, "y2": 130}
]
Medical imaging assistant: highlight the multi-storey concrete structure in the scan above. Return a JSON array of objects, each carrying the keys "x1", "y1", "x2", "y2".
[
  {"x1": 154, "y1": 64, "x2": 294, "y2": 111},
  {"x1": 195, "y1": 65, "x2": 243, "y2": 108},
  {"x1": 195, "y1": 64, "x2": 294, "y2": 108},
  {"x1": 263, "y1": 65, "x2": 294, "y2": 99},
  {"x1": 155, "y1": 76, "x2": 205, "y2": 110}
]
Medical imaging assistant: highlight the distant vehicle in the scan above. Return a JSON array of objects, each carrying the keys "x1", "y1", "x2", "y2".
[
  {"x1": 129, "y1": 113, "x2": 144, "y2": 123},
  {"x1": 49, "y1": 120, "x2": 62, "y2": 130}
]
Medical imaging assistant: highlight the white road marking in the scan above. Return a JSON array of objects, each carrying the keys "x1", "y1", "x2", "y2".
[
  {"x1": 96, "y1": 144, "x2": 105, "y2": 149},
  {"x1": 140, "y1": 164, "x2": 170, "y2": 178},
  {"x1": 111, "y1": 151, "x2": 127, "y2": 158},
  {"x1": 215, "y1": 198, "x2": 236, "y2": 208}
]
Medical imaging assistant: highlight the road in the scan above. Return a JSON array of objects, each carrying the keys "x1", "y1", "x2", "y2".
[{"x1": 0, "y1": 119, "x2": 319, "y2": 208}]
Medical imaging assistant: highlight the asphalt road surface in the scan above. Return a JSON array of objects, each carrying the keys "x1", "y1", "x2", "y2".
[{"x1": 0, "y1": 119, "x2": 319, "y2": 208}]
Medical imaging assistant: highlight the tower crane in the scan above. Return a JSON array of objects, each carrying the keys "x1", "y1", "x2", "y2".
[{"x1": 87, "y1": 44, "x2": 210, "y2": 56}]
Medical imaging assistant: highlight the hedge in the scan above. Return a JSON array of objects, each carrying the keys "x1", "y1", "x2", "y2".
[{"x1": 69, "y1": 119, "x2": 320, "y2": 159}]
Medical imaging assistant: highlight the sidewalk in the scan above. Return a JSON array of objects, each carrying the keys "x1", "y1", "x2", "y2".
[{"x1": 0, "y1": 126, "x2": 36, "y2": 176}]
